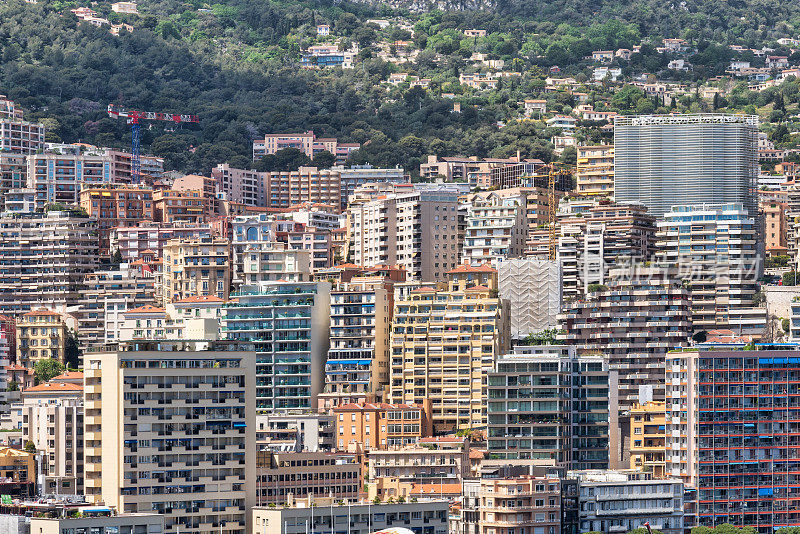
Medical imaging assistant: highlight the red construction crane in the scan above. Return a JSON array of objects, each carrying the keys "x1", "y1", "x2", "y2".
[{"x1": 107, "y1": 104, "x2": 199, "y2": 183}]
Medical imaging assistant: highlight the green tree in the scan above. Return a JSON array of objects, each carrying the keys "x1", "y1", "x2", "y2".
[
  {"x1": 783, "y1": 271, "x2": 798, "y2": 286},
  {"x1": 520, "y1": 328, "x2": 561, "y2": 346},
  {"x1": 64, "y1": 329, "x2": 81, "y2": 370},
  {"x1": 24, "y1": 441, "x2": 36, "y2": 454},
  {"x1": 312, "y1": 151, "x2": 337, "y2": 169},
  {"x1": 34, "y1": 358, "x2": 65, "y2": 385}
]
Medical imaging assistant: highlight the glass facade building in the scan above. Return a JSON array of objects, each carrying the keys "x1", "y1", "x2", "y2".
[{"x1": 614, "y1": 114, "x2": 759, "y2": 218}]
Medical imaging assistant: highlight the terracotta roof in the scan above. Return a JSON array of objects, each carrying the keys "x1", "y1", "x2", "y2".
[
  {"x1": 465, "y1": 285, "x2": 491, "y2": 291},
  {"x1": 23, "y1": 308, "x2": 61, "y2": 317},
  {"x1": 6, "y1": 364, "x2": 28, "y2": 372},
  {"x1": 125, "y1": 305, "x2": 166, "y2": 314},
  {"x1": 174, "y1": 295, "x2": 224, "y2": 304},
  {"x1": 411, "y1": 286, "x2": 436, "y2": 293},
  {"x1": 141, "y1": 249, "x2": 156, "y2": 254},
  {"x1": 446, "y1": 263, "x2": 496, "y2": 274},
  {"x1": 25, "y1": 382, "x2": 83, "y2": 393},
  {"x1": 52, "y1": 371, "x2": 83, "y2": 381},
  {"x1": 469, "y1": 449, "x2": 487, "y2": 459}
]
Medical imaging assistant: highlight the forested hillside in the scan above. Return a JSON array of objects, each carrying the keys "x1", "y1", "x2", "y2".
[{"x1": 2, "y1": 0, "x2": 800, "y2": 175}]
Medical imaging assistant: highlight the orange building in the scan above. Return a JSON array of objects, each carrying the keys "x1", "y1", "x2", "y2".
[
  {"x1": 153, "y1": 189, "x2": 211, "y2": 224},
  {"x1": 332, "y1": 401, "x2": 433, "y2": 453},
  {"x1": 79, "y1": 184, "x2": 154, "y2": 253},
  {"x1": 172, "y1": 174, "x2": 219, "y2": 215},
  {"x1": 762, "y1": 200, "x2": 787, "y2": 257}
]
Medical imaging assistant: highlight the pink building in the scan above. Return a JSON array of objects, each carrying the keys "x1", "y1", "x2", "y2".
[{"x1": 253, "y1": 131, "x2": 359, "y2": 163}]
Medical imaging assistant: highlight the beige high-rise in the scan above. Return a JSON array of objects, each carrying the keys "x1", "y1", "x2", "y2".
[
  {"x1": 389, "y1": 264, "x2": 510, "y2": 432},
  {"x1": 83, "y1": 341, "x2": 256, "y2": 534},
  {"x1": 348, "y1": 184, "x2": 463, "y2": 282},
  {"x1": 575, "y1": 145, "x2": 614, "y2": 197}
]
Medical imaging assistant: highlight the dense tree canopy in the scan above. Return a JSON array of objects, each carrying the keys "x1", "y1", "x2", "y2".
[{"x1": 3, "y1": 0, "x2": 800, "y2": 176}]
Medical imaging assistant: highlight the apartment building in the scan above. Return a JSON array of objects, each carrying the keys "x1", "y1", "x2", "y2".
[
  {"x1": 159, "y1": 237, "x2": 231, "y2": 305},
  {"x1": 335, "y1": 164, "x2": 407, "y2": 210},
  {"x1": 283, "y1": 202, "x2": 341, "y2": 231},
  {"x1": 665, "y1": 347, "x2": 800, "y2": 532},
  {"x1": 575, "y1": 145, "x2": 614, "y2": 197},
  {"x1": 614, "y1": 114, "x2": 758, "y2": 218},
  {"x1": 110, "y1": 223, "x2": 214, "y2": 261},
  {"x1": 762, "y1": 199, "x2": 787, "y2": 256},
  {"x1": 287, "y1": 226, "x2": 333, "y2": 270},
  {"x1": 487, "y1": 345, "x2": 614, "y2": 470},
  {"x1": 497, "y1": 258, "x2": 561, "y2": 339},
  {"x1": 28, "y1": 513, "x2": 164, "y2": 534},
  {"x1": 348, "y1": 184, "x2": 463, "y2": 282},
  {"x1": 319, "y1": 280, "x2": 392, "y2": 409},
  {"x1": 0, "y1": 210, "x2": 99, "y2": 315},
  {"x1": 656, "y1": 203, "x2": 762, "y2": 332},
  {"x1": 461, "y1": 190, "x2": 529, "y2": 267},
  {"x1": 79, "y1": 184, "x2": 154, "y2": 253},
  {"x1": 83, "y1": 341, "x2": 256, "y2": 534},
  {"x1": 262, "y1": 167, "x2": 342, "y2": 210},
  {"x1": 106, "y1": 149, "x2": 164, "y2": 182},
  {"x1": 368, "y1": 436, "x2": 470, "y2": 484},
  {"x1": 475, "y1": 476, "x2": 574, "y2": 534},
  {"x1": 15, "y1": 309, "x2": 68, "y2": 366},
  {"x1": 571, "y1": 470, "x2": 684, "y2": 534},
  {"x1": 76, "y1": 262, "x2": 157, "y2": 350},
  {"x1": 332, "y1": 401, "x2": 433, "y2": 452},
  {"x1": 0, "y1": 153, "x2": 27, "y2": 212},
  {"x1": 230, "y1": 212, "x2": 317, "y2": 284},
  {"x1": 27, "y1": 145, "x2": 113, "y2": 209},
  {"x1": 628, "y1": 402, "x2": 666, "y2": 479},
  {"x1": 256, "y1": 451, "x2": 360, "y2": 505},
  {"x1": 222, "y1": 281, "x2": 331, "y2": 411},
  {"x1": 558, "y1": 267, "x2": 692, "y2": 409},
  {"x1": 419, "y1": 155, "x2": 541, "y2": 189},
  {"x1": 211, "y1": 164, "x2": 263, "y2": 206},
  {"x1": 0, "y1": 96, "x2": 45, "y2": 155},
  {"x1": 389, "y1": 264, "x2": 510, "y2": 432},
  {"x1": 526, "y1": 199, "x2": 656, "y2": 300},
  {"x1": 14, "y1": 376, "x2": 84, "y2": 495},
  {"x1": 254, "y1": 131, "x2": 359, "y2": 163},
  {"x1": 255, "y1": 413, "x2": 334, "y2": 452},
  {"x1": 152, "y1": 189, "x2": 211, "y2": 224},
  {"x1": 252, "y1": 500, "x2": 450, "y2": 534}
]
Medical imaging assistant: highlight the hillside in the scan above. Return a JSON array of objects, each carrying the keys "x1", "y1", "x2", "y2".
[{"x1": 1, "y1": 0, "x2": 800, "y2": 176}]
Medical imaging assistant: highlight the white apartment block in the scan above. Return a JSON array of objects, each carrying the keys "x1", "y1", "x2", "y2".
[
  {"x1": 110, "y1": 223, "x2": 214, "y2": 261},
  {"x1": 231, "y1": 214, "x2": 313, "y2": 285},
  {"x1": 572, "y1": 470, "x2": 684, "y2": 534},
  {"x1": 212, "y1": 164, "x2": 265, "y2": 206},
  {"x1": 76, "y1": 262, "x2": 157, "y2": 350},
  {"x1": 83, "y1": 342, "x2": 257, "y2": 534},
  {"x1": 656, "y1": 203, "x2": 762, "y2": 333},
  {"x1": 14, "y1": 382, "x2": 84, "y2": 495},
  {"x1": 0, "y1": 96, "x2": 45, "y2": 154},
  {"x1": 27, "y1": 146, "x2": 113, "y2": 209},
  {"x1": 462, "y1": 190, "x2": 529, "y2": 268},
  {"x1": 0, "y1": 210, "x2": 99, "y2": 315},
  {"x1": 0, "y1": 153, "x2": 28, "y2": 212},
  {"x1": 348, "y1": 185, "x2": 462, "y2": 282},
  {"x1": 664, "y1": 350, "x2": 699, "y2": 487}
]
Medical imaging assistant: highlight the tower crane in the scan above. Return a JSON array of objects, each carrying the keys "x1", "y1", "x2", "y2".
[{"x1": 107, "y1": 104, "x2": 199, "y2": 183}]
